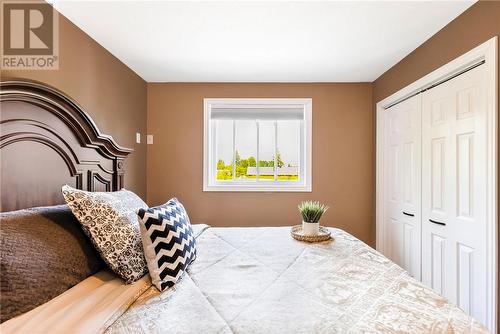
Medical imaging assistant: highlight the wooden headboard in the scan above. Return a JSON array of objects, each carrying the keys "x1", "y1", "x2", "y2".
[{"x1": 0, "y1": 80, "x2": 133, "y2": 212}]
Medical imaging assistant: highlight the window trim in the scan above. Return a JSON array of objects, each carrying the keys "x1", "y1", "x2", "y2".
[{"x1": 203, "y1": 98, "x2": 312, "y2": 192}]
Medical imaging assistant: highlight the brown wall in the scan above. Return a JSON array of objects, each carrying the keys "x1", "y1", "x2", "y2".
[
  {"x1": 1, "y1": 11, "x2": 148, "y2": 199},
  {"x1": 373, "y1": 1, "x2": 500, "y2": 103},
  {"x1": 147, "y1": 83, "x2": 374, "y2": 245}
]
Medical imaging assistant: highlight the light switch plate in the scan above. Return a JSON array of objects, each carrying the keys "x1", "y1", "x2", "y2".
[
  {"x1": 136, "y1": 132, "x2": 141, "y2": 144},
  {"x1": 147, "y1": 134, "x2": 154, "y2": 145}
]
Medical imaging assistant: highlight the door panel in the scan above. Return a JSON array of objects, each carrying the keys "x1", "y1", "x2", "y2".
[
  {"x1": 431, "y1": 233, "x2": 445, "y2": 295},
  {"x1": 421, "y1": 65, "x2": 487, "y2": 325},
  {"x1": 389, "y1": 218, "x2": 403, "y2": 266},
  {"x1": 384, "y1": 94, "x2": 422, "y2": 280},
  {"x1": 403, "y1": 223, "x2": 414, "y2": 274},
  {"x1": 402, "y1": 142, "x2": 414, "y2": 204},
  {"x1": 457, "y1": 133, "x2": 473, "y2": 218},
  {"x1": 431, "y1": 137, "x2": 445, "y2": 212},
  {"x1": 457, "y1": 242, "x2": 474, "y2": 314}
]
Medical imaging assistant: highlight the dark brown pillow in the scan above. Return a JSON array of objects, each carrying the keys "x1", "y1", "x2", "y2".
[{"x1": 0, "y1": 205, "x2": 105, "y2": 323}]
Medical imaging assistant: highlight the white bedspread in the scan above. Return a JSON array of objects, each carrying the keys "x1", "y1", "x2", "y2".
[
  {"x1": 109, "y1": 226, "x2": 488, "y2": 333},
  {"x1": 2, "y1": 226, "x2": 489, "y2": 333}
]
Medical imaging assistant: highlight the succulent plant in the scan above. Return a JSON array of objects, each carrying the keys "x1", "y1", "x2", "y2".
[{"x1": 298, "y1": 201, "x2": 329, "y2": 224}]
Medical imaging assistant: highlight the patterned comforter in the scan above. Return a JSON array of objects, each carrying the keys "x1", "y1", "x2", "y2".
[{"x1": 106, "y1": 226, "x2": 489, "y2": 334}]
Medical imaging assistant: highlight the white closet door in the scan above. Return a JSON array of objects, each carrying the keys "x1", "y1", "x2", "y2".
[
  {"x1": 421, "y1": 65, "x2": 487, "y2": 324},
  {"x1": 384, "y1": 94, "x2": 421, "y2": 280}
]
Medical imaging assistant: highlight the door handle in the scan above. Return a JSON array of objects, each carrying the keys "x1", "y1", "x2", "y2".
[
  {"x1": 402, "y1": 211, "x2": 414, "y2": 217},
  {"x1": 429, "y1": 219, "x2": 446, "y2": 226}
]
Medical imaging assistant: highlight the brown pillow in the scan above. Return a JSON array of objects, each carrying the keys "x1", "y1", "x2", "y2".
[{"x1": 0, "y1": 205, "x2": 105, "y2": 323}]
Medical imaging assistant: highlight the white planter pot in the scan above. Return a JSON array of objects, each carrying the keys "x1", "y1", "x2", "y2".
[{"x1": 302, "y1": 221, "x2": 319, "y2": 236}]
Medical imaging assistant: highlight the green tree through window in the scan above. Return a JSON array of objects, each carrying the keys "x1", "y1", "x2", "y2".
[{"x1": 216, "y1": 152, "x2": 298, "y2": 181}]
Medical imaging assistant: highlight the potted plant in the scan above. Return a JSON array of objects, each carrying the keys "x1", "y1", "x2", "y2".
[{"x1": 298, "y1": 201, "x2": 329, "y2": 236}]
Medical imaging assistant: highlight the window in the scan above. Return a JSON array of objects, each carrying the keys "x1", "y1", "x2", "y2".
[{"x1": 203, "y1": 98, "x2": 312, "y2": 192}]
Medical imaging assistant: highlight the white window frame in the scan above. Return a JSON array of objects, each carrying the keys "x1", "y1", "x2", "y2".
[{"x1": 203, "y1": 98, "x2": 312, "y2": 192}]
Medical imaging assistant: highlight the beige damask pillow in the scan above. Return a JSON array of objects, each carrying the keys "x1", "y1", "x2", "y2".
[{"x1": 61, "y1": 185, "x2": 148, "y2": 283}]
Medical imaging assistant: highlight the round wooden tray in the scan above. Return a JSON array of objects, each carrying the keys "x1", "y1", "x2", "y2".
[{"x1": 290, "y1": 225, "x2": 333, "y2": 243}]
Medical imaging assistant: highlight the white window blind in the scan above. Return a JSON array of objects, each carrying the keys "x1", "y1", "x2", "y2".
[{"x1": 210, "y1": 107, "x2": 304, "y2": 120}]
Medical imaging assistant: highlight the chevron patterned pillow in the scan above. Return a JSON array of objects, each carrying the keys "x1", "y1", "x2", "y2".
[{"x1": 136, "y1": 198, "x2": 196, "y2": 291}]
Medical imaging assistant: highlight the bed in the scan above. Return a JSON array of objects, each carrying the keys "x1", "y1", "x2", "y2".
[{"x1": 0, "y1": 80, "x2": 490, "y2": 333}]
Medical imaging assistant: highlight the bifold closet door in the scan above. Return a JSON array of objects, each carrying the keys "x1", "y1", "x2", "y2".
[
  {"x1": 421, "y1": 64, "x2": 487, "y2": 324},
  {"x1": 384, "y1": 94, "x2": 421, "y2": 280}
]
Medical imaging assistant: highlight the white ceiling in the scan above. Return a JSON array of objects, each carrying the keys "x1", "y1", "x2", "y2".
[{"x1": 52, "y1": 1, "x2": 475, "y2": 83}]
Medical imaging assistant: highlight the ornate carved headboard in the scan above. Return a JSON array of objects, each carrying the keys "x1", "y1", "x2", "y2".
[{"x1": 0, "y1": 80, "x2": 133, "y2": 212}]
